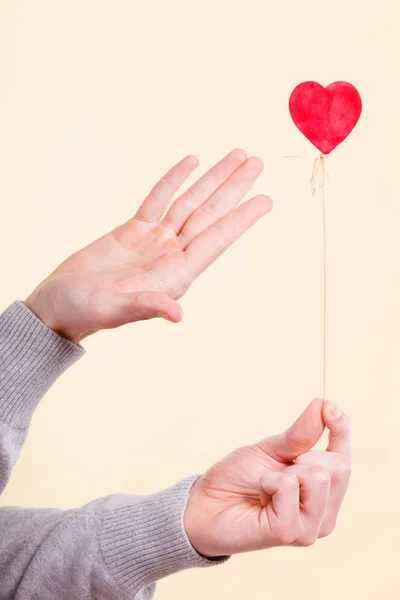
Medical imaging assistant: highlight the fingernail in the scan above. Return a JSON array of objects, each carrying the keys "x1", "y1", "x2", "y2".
[{"x1": 325, "y1": 402, "x2": 342, "y2": 419}]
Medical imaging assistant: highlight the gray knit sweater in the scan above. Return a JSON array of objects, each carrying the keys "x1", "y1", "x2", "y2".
[{"x1": 0, "y1": 302, "x2": 223, "y2": 600}]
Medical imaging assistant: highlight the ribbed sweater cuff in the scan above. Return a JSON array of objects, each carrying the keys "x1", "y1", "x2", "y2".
[
  {"x1": 100, "y1": 476, "x2": 228, "y2": 596},
  {"x1": 0, "y1": 301, "x2": 85, "y2": 427}
]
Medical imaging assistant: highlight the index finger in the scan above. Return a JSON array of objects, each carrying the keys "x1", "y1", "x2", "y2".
[
  {"x1": 134, "y1": 155, "x2": 199, "y2": 223},
  {"x1": 323, "y1": 402, "x2": 352, "y2": 457}
]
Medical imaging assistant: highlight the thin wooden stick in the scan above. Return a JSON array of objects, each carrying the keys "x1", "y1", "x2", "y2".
[{"x1": 321, "y1": 156, "x2": 327, "y2": 401}]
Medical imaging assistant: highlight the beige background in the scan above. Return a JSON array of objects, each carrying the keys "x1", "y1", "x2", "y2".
[{"x1": 1, "y1": 0, "x2": 399, "y2": 598}]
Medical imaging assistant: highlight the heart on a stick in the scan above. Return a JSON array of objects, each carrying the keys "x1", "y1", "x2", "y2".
[{"x1": 289, "y1": 81, "x2": 362, "y2": 155}]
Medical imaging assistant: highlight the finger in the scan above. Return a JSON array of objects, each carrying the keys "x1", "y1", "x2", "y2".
[
  {"x1": 285, "y1": 464, "x2": 330, "y2": 542},
  {"x1": 162, "y1": 148, "x2": 247, "y2": 233},
  {"x1": 258, "y1": 398, "x2": 325, "y2": 463},
  {"x1": 296, "y1": 450, "x2": 351, "y2": 538},
  {"x1": 260, "y1": 471, "x2": 299, "y2": 526},
  {"x1": 296, "y1": 450, "x2": 351, "y2": 485},
  {"x1": 178, "y1": 157, "x2": 264, "y2": 246},
  {"x1": 323, "y1": 402, "x2": 352, "y2": 457},
  {"x1": 92, "y1": 290, "x2": 183, "y2": 327},
  {"x1": 286, "y1": 464, "x2": 331, "y2": 517},
  {"x1": 134, "y1": 155, "x2": 199, "y2": 223},
  {"x1": 184, "y1": 194, "x2": 273, "y2": 277}
]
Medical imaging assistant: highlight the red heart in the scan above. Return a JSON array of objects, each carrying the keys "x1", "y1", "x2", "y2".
[{"x1": 289, "y1": 81, "x2": 362, "y2": 155}]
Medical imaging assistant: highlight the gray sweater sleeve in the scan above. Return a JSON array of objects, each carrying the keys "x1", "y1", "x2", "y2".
[{"x1": 0, "y1": 302, "x2": 225, "y2": 600}]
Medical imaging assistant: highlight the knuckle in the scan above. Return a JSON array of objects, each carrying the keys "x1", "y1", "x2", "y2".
[
  {"x1": 330, "y1": 456, "x2": 352, "y2": 481},
  {"x1": 137, "y1": 291, "x2": 155, "y2": 308},
  {"x1": 278, "y1": 531, "x2": 297, "y2": 546},
  {"x1": 179, "y1": 190, "x2": 197, "y2": 215},
  {"x1": 162, "y1": 173, "x2": 174, "y2": 190},
  {"x1": 235, "y1": 181, "x2": 248, "y2": 196},
  {"x1": 332, "y1": 453, "x2": 350, "y2": 468},
  {"x1": 335, "y1": 415, "x2": 352, "y2": 436},
  {"x1": 208, "y1": 166, "x2": 220, "y2": 185},
  {"x1": 200, "y1": 227, "x2": 217, "y2": 245},
  {"x1": 199, "y1": 201, "x2": 217, "y2": 218},
  {"x1": 309, "y1": 466, "x2": 331, "y2": 486},
  {"x1": 178, "y1": 230, "x2": 190, "y2": 249},
  {"x1": 208, "y1": 224, "x2": 226, "y2": 246},
  {"x1": 297, "y1": 534, "x2": 317, "y2": 548},
  {"x1": 342, "y1": 465, "x2": 352, "y2": 479},
  {"x1": 342, "y1": 414, "x2": 352, "y2": 429},
  {"x1": 281, "y1": 474, "x2": 299, "y2": 490},
  {"x1": 284, "y1": 430, "x2": 311, "y2": 455},
  {"x1": 319, "y1": 523, "x2": 335, "y2": 539},
  {"x1": 334, "y1": 455, "x2": 352, "y2": 473},
  {"x1": 275, "y1": 525, "x2": 297, "y2": 546},
  {"x1": 335, "y1": 466, "x2": 352, "y2": 483}
]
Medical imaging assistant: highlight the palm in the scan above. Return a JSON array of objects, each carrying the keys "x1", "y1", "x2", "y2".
[
  {"x1": 194, "y1": 444, "x2": 290, "y2": 553},
  {"x1": 27, "y1": 150, "x2": 272, "y2": 342},
  {"x1": 58, "y1": 219, "x2": 190, "y2": 298}
]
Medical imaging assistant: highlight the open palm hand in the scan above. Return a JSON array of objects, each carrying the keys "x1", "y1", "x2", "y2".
[{"x1": 26, "y1": 149, "x2": 272, "y2": 342}]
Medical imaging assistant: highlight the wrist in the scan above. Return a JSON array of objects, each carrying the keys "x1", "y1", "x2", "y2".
[
  {"x1": 184, "y1": 479, "x2": 205, "y2": 555},
  {"x1": 24, "y1": 290, "x2": 88, "y2": 344},
  {"x1": 184, "y1": 478, "x2": 222, "y2": 560}
]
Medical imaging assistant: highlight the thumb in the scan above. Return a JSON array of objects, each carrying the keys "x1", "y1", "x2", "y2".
[
  {"x1": 94, "y1": 290, "x2": 183, "y2": 327},
  {"x1": 125, "y1": 291, "x2": 183, "y2": 323},
  {"x1": 258, "y1": 398, "x2": 325, "y2": 462}
]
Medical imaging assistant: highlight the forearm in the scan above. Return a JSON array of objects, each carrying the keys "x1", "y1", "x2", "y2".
[
  {"x1": 0, "y1": 302, "x2": 84, "y2": 494},
  {"x1": 0, "y1": 477, "x2": 223, "y2": 600}
]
